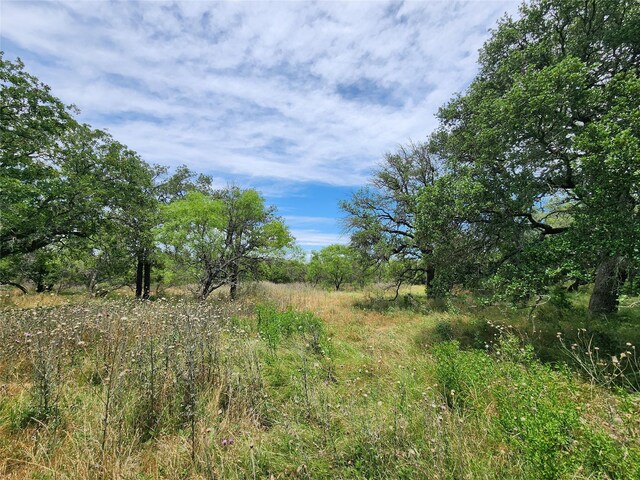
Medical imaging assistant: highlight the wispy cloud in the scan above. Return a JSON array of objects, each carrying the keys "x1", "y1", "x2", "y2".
[
  {"x1": 1, "y1": 0, "x2": 520, "y2": 187},
  {"x1": 284, "y1": 216, "x2": 338, "y2": 226},
  {"x1": 290, "y1": 230, "x2": 348, "y2": 248}
]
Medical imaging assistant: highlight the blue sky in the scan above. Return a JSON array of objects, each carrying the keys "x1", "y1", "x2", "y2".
[{"x1": 1, "y1": 0, "x2": 519, "y2": 250}]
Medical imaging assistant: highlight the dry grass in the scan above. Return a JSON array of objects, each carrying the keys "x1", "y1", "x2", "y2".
[
  {"x1": 0, "y1": 288, "x2": 77, "y2": 309},
  {"x1": 1, "y1": 282, "x2": 639, "y2": 479}
]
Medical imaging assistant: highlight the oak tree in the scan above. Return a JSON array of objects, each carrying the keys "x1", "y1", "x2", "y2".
[{"x1": 426, "y1": 0, "x2": 639, "y2": 312}]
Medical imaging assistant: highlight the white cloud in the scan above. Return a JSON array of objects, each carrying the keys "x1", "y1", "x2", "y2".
[
  {"x1": 1, "y1": 0, "x2": 520, "y2": 186},
  {"x1": 290, "y1": 229, "x2": 348, "y2": 248},
  {"x1": 284, "y1": 216, "x2": 337, "y2": 226}
]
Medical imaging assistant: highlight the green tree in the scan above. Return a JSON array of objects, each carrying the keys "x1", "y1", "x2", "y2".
[
  {"x1": 257, "y1": 246, "x2": 307, "y2": 284},
  {"x1": 158, "y1": 187, "x2": 292, "y2": 300},
  {"x1": 127, "y1": 164, "x2": 208, "y2": 300},
  {"x1": 306, "y1": 252, "x2": 323, "y2": 287},
  {"x1": 423, "y1": 0, "x2": 639, "y2": 312},
  {"x1": 1, "y1": 55, "x2": 163, "y2": 296},
  {"x1": 310, "y1": 244, "x2": 357, "y2": 291},
  {"x1": 1, "y1": 55, "x2": 90, "y2": 257},
  {"x1": 341, "y1": 142, "x2": 439, "y2": 293}
]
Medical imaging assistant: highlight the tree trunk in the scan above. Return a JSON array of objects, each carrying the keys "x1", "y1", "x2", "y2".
[
  {"x1": 424, "y1": 265, "x2": 436, "y2": 298},
  {"x1": 567, "y1": 278, "x2": 582, "y2": 292},
  {"x1": 425, "y1": 265, "x2": 435, "y2": 288},
  {"x1": 0, "y1": 281, "x2": 28, "y2": 294},
  {"x1": 135, "y1": 255, "x2": 144, "y2": 299},
  {"x1": 201, "y1": 267, "x2": 213, "y2": 301},
  {"x1": 229, "y1": 264, "x2": 239, "y2": 301},
  {"x1": 86, "y1": 270, "x2": 97, "y2": 294},
  {"x1": 143, "y1": 259, "x2": 151, "y2": 300},
  {"x1": 588, "y1": 255, "x2": 627, "y2": 314}
]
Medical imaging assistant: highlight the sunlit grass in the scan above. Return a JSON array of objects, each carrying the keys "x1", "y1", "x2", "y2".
[{"x1": 1, "y1": 283, "x2": 639, "y2": 479}]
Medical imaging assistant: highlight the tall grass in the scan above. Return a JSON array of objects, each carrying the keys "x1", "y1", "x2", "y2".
[{"x1": 0, "y1": 285, "x2": 639, "y2": 478}]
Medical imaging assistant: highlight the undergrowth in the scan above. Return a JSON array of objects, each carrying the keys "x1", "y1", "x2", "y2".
[{"x1": 0, "y1": 289, "x2": 638, "y2": 479}]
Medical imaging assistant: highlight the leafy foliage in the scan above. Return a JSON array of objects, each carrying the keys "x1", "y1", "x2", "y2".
[
  {"x1": 307, "y1": 244, "x2": 360, "y2": 291},
  {"x1": 158, "y1": 188, "x2": 292, "y2": 299},
  {"x1": 416, "y1": 0, "x2": 640, "y2": 311},
  {"x1": 341, "y1": 143, "x2": 438, "y2": 292}
]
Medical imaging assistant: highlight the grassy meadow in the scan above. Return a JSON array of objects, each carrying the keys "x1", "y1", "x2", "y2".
[{"x1": 1, "y1": 283, "x2": 639, "y2": 479}]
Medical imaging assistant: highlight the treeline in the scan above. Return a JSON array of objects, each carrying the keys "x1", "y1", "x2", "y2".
[
  {"x1": 0, "y1": 54, "x2": 297, "y2": 300},
  {"x1": 342, "y1": 0, "x2": 640, "y2": 314},
  {"x1": 0, "y1": 54, "x2": 387, "y2": 299},
  {"x1": 261, "y1": 244, "x2": 401, "y2": 290},
  {"x1": 2, "y1": 0, "x2": 639, "y2": 313}
]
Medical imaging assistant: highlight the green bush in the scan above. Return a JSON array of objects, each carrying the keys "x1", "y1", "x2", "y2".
[{"x1": 256, "y1": 304, "x2": 329, "y2": 355}]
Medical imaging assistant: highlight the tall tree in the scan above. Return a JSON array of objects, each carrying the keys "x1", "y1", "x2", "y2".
[
  {"x1": 1, "y1": 55, "x2": 162, "y2": 296},
  {"x1": 341, "y1": 143, "x2": 439, "y2": 293},
  {"x1": 426, "y1": 0, "x2": 639, "y2": 313},
  {"x1": 1, "y1": 55, "x2": 90, "y2": 258}
]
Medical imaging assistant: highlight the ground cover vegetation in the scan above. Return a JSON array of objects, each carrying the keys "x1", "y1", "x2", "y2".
[
  {"x1": 0, "y1": 285, "x2": 638, "y2": 479},
  {"x1": 1, "y1": 0, "x2": 640, "y2": 478}
]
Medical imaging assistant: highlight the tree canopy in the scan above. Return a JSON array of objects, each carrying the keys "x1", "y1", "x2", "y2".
[
  {"x1": 342, "y1": 0, "x2": 639, "y2": 313},
  {"x1": 307, "y1": 244, "x2": 361, "y2": 291},
  {"x1": 340, "y1": 143, "x2": 438, "y2": 291},
  {"x1": 420, "y1": 0, "x2": 640, "y2": 312},
  {"x1": 1, "y1": 55, "x2": 295, "y2": 299},
  {"x1": 158, "y1": 188, "x2": 292, "y2": 300}
]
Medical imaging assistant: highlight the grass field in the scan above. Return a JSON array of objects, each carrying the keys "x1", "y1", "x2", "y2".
[{"x1": 1, "y1": 283, "x2": 639, "y2": 479}]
